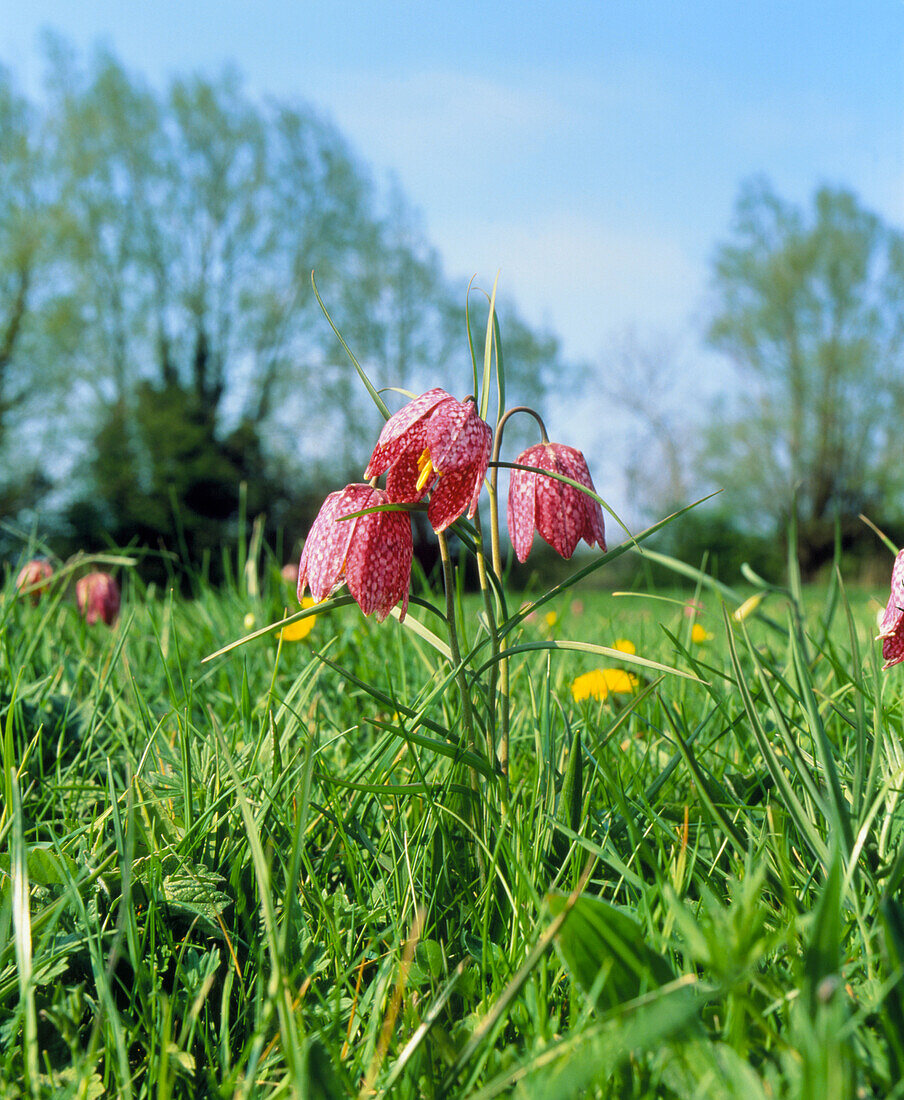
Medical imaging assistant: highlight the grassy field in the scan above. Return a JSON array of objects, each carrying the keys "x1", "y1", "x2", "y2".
[{"x1": 1, "y1": 535, "x2": 902, "y2": 1098}]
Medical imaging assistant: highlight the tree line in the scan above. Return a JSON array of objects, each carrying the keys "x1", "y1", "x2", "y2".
[
  {"x1": 610, "y1": 178, "x2": 904, "y2": 579},
  {"x1": 3, "y1": 41, "x2": 903, "y2": 582},
  {"x1": 0, "y1": 40, "x2": 569, "y2": 578}
]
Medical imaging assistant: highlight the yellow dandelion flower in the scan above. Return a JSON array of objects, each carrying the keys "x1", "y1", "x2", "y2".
[
  {"x1": 601, "y1": 668, "x2": 639, "y2": 694},
  {"x1": 614, "y1": 638, "x2": 636, "y2": 655},
  {"x1": 279, "y1": 597, "x2": 319, "y2": 641},
  {"x1": 544, "y1": 611, "x2": 558, "y2": 628},
  {"x1": 571, "y1": 667, "x2": 638, "y2": 702},
  {"x1": 691, "y1": 623, "x2": 713, "y2": 643}
]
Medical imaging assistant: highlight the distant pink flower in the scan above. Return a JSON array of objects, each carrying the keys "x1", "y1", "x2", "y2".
[
  {"x1": 507, "y1": 442, "x2": 606, "y2": 562},
  {"x1": 15, "y1": 560, "x2": 54, "y2": 603},
  {"x1": 297, "y1": 484, "x2": 412, "y2": 622},
  {"x1": 683, "y1": 599, "x2": 704, "y2": 618},
  {"x1": 76, "y1": 572, "x2": 121, "y2": 625},
  {"x1": 878, "y1": 549, "x2": 904, "y2": 669},
  {"x1": 281, "y1": 562, "x2": 297, "y2": 584},
  {"x1": 364, "y1": 388, "x2": 492, "y2": 533}
]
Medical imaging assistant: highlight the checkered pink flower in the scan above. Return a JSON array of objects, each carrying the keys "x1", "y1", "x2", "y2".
[
  {"x1": 16, "y1": 559, "x2": 54, "y2": 603},
  {"x1": 76, "y1": 572, "x2": 121, "y2": 625},
  {"x1": 878, "y1": 549, "x2": 904, "y2": 669},
  {"x1": 507, "y1": 442, "x2": 606, "y2": 563},
  {"x1": 297, "y1": 484, "x2": 412, "y2": 622},
  {"x1": 364, "y1": 388, "x2": 492, "y2": 533}
]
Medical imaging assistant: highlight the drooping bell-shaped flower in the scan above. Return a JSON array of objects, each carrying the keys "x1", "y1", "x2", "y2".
[
  {"x1": 15, "y1": 559, "x2": 54, "y2": 603},
  {"x1": 507, "y1": 442, "x2": 606, "y2": 563},
  {"x1": 878, "y1": 549, "x2": 904, "y2": 669},
  {"x1": 364, "y1": 388, "x2": 492, "y2": 533},
  {"x1": 76, "y1": 572, "x2": 121, "y2": 625},
  {"x1": 297, "y1": 483, "x2": 413, "y2": 622}
]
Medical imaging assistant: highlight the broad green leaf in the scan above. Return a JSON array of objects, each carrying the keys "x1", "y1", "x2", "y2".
[{"x1": 548, "y1": 892, "x2": 675, "y2": 1010}]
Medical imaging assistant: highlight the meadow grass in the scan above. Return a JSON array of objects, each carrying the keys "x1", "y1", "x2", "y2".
[{"x1": 0, "y1": 536, "x2": 902, "y2": 1099}]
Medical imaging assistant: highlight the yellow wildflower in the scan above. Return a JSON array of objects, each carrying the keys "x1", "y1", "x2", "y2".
[
  {"x1": 279, "y1": 597, "x2": 319, "y2": 641},
  {"x1": 243, "y1": 612, "x2": 257, "y2": 630},
  {"x1": 544, "y1": 611, "x2": 558, "y2": 628},
  {"x1": 614, "y1": 638, "x2": 636, "y2": 654},
  {"x1": 571, "y1": 667, "x2": 639, "y2": 702},
  {"x1": 691, "y1": 623, "x2": 713, "y2": 643}
]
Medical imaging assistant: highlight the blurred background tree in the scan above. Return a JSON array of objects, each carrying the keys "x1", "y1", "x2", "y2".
[
  {"x1": 4, "y1": 40, "x2": 904, "y2": 585},
  {"x1": 0, "y1": 41, "x2": 574, "y2": 577},
  {"x1": 701, "y1": 178, "x2": 904, "y2": 577}
]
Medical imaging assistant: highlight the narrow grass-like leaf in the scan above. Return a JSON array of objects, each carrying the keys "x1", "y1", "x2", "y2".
[{"x1": 311, "y1": 272, "x2": 390, "y2": 419}]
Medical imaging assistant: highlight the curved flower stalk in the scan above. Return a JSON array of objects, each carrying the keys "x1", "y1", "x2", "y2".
[
  {"x1": 878, "y1": 548, "x2": 904, "y2": 669},
  {"x1": 364, "y1": 388, "x2": 492, "y2": 532},
  {"x1": 76, "y1": 572, "x2": 121, "y2": 625},
  {"x1": 507, "y1": 442, "x2": 606, "y2": 563},
  {"x1": 297, "y1": 483, "x2": 413, "y2": 622}
]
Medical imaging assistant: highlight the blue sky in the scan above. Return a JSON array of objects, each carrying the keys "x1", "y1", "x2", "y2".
[
  {"x1": 5, "y1": 1, "x2": 902, "y2": 360},
  {"x1": 4, "y1": 2, "x2": 904, "y2": 506}
]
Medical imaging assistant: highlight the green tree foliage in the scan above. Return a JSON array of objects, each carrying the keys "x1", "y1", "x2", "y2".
[
  {"x1": 704, "y1": 178, "x2": 904, "y2": 574},
  {"x1": 0, "y1": 42, "x2": 571, "y2": 572}
]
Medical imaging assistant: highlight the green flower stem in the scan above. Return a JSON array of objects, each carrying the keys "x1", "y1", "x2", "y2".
[
  {"x1": 487, "y1": 405, "x2": 549, "y2": 779},
  {"x1": 438, "y1": 531, "x2": 486, "y2": 881},
  {"x1": 472, "y1": 510, "x2": 504, "y2": 788}
]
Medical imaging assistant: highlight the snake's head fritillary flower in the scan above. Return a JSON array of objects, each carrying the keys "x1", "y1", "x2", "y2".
[
  {"x1": 76, "y1": 572, "x2": 121, "y2": 625},
  {"x1": 297, "y1": 484, "x2": 412, "y2": 622},
  {"x1": 364, "y1": 388, "x2": 492, "y2": 533},
  {"x1": 878, "y1": 549, "x2": 904, "y2": 669},
  {"x1": 16, "y1": 559, "x2": 54, "y2": 603},
  {"x1": 507, "y1": 442, "x2": 606, "y2": 563}
]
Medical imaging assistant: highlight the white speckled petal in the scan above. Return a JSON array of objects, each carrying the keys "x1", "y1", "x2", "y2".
[
  {"x1": 384, "y1": 422, "x2": 431, "y2": 503},
  {"x1": 426, "y1": 401, "x2": 486, "y2": 474},
  {"x1": 878, "y1": 549, "x2": 904, "y2": 638},
  {"x1": 507, "y1": 460, "x2": 537, "y2": 563},
  {"x1": 345, "y1": 490, "x2": 413, "y2": 621},
  {"x1": 556, "y1": 445, "x2": 606, "y2": 552},
  {"x1": 364, "y1": 389, "x2": 450, "y2": 478},
  {"x1": 883, "y1": 625, "x2": 904, "y2": 669},
  {"x1": 298, "y1": 484, "x2": 372, "y2": 602},
  {"x1": 533, "y1": 446, "x2": 584, "y2": 559}
]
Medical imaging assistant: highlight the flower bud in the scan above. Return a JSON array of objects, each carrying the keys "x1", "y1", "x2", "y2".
[
  {"x1": 76, "y1": 572, "x2": 121, "y2": 626},
  {"x1": 15, "y1": 559, "x2": 54, "y2": 604}
]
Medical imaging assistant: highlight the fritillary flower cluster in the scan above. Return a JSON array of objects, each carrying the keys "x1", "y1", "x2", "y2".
[
  {"x1": 297, "y1": 388, "x2": 606, "y2": 621},
  {"x1": 14, "y1": 559, "x2": 121, "y2": 625}
]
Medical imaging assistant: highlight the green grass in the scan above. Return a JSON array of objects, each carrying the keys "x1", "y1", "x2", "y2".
[{"x1": 1, "y1": 541, "x2": 902, "y2": 1099}]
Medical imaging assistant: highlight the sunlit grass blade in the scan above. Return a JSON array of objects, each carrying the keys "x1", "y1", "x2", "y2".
[{"x1": 311, "y1": 271, "x2": 391, "y2": 419}]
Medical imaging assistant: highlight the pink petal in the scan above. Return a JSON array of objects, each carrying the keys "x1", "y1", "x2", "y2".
[
  {"x1": 298, "y1": 484, "x2": 372, "y2": 602},
  {"x1": 427, "y1": 466, "x2": 478, "y2": 532},
  {"x1": 883, "y1": 626, "x2": 904, "y2": 669},
  {"x1": 507, "y1": 465, "x2": 537, "y2": 563},
  {"x1": 364, "y1": 389, "x2": 450, "y2": 478},
  {"x1": 425, "y1": 399, "x2": 485, "y2": 473},
  {"x1": 384, "y1": 422, "x2": 431, "y2": 503},
  {"x1": 555, "y1": 445, "x2": 606, "y2": 551},
  {"x1": 535, "y1": 482, "x2": 584, "y2": 561},
  {"x1": 346, "y1": 500, "x2": 413, "y2": 621},
  {"x1": 879, "y1": 549, "x2": 904, "y2": 638}
]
